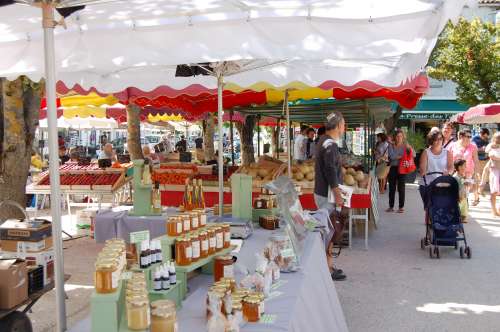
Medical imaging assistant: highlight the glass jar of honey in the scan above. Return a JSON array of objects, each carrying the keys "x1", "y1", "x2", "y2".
[
  {"x1": 151, "y1": 299, "x2": 176, "y2": 311},
  {"x1": 126, "y1": 296, "x2": 150, "y2": 330},
  {"x1": 151, "y1": 306, "x2": 176, "y2": 332},
  {"x1": 213, "y1": 255, "x2": 234, "y2": 282},
  {"x1": 199, "y1": 231, "x2": 208, "y2": 258},
  {"x1": 190, "y1": 232, "x2": 200, "y2": 262},
  {"x1": 242, "y1": 297, "x2": 261, "y2": 322},
  {"x1": 214, "y1": 227, "x2": 224, "y2": 251},
  {"x1": 222, "y1": 224, "x2": 231, "y2": 248},
  {"x1": 207, "y1": 228, "x2": 216, "y2": 255},
  {"x1": 195, "y1": 209, "x2": 207, "y2": 227},
  {"x1": 175, "y1": 236, "x2": 192, "y2": 266},
  {"x1": 219, "y1": 277, "x2": 236, "y2": 291},
  {"x1": 248, "y1": 293, "x2": 265, "y2": 314},
  {"x1": 190, "y1": 212, "x2": 199, "y2": 230},
  {"x1": 94, "y1": 259, "x2": 119, "y2": 294},
  {"x1": 181, "y1": 214, "x2": 191, "y2": 233},
  {"x1": 167, "y1": 216, "x2": 182, "y2": 236}
]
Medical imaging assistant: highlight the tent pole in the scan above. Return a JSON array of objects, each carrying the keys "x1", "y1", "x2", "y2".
[
  {"x1": 285, "y1": 91, "x2": 291, "y2": 177},
  {"x1": 42, "y1": 5, "x2": 67, "y2": 332},
  {"x1": 230, "y1": 111, "x2": 235, "y2": 166},
  {"x1": 217, "y1": 74, "x2": 224, "y2": 217},
  {"x1": 257, "y1": 115, "x2": 261, "y2": 157},
  {"x1": 276, "y1": 118, "x2": 281, "y2": 159}
]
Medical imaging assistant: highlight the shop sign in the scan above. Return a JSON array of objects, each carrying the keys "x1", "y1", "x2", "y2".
[{"x1": 400, "y1": 113, "x2": 452, "y2": 120}]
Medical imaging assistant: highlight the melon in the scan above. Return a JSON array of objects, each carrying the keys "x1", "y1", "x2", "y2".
[
  {"x1": 258, "y1": 168, "x2": 270, "y2": 178},
  {"x1": 344, "y1": 174, "x2": 355, "y2": 186},
  {"x1": 341, "y1": 167, "x2": 347, "y2": 175},
  {"x1": 294, "y1": 172, "x2": 305, "y2": 181},
  {"x1": 355, "y1": 171, "x2": 365, "y2": 182},
  {"x1": 347, "y1": 167, "x2": 356, "y2": 175},
  {"x1": 305, "y1": 173, "x2": 314, "y2": 181}
]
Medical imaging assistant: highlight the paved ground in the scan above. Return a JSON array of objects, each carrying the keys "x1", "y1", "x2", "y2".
[
  {"x1": 335, "y1": 184, "x2": 500, "y2": 332},
  {"x1": 23, "y1": 185, "x2": 500, "y2": 331}
]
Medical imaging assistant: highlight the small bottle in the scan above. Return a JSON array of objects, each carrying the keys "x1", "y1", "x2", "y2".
[
  {"x1": 152, "y1": 182, "x2": 162, "y2": 214},
  {"x1": 169, "y1": 261, "x2": 176, "y2": 285},
  {"x1": 161, "y1": 265, "x2": 170, "y2": 290},
  {"x1": 149, "y1": 241, "x2": 157, "y2": 265},
  {"x1": 198, "y1": 179, "x2": 206, "y2": 209},
  {"x1": 153, "y1": 269, "x2": 162, "y2": 291},
  {"x1": 140, "y1": 241, "x2": 150, "y2": 269},
  {"x1": 155, "y1": 240, "x2": 163, "y2": 264}
]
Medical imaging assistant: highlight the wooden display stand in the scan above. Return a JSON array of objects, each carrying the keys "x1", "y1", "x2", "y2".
[{"x1": 129, "y1": 159, "x2": 159, "y2": 216}]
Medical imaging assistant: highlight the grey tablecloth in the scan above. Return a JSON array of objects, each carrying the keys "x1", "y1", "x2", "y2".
[
  {"x1": 177, "y1": 229, "x2": 348, "y2": 332},
  {"x1": 94, "y1": 208, "x2": 240, "y2": 243}
]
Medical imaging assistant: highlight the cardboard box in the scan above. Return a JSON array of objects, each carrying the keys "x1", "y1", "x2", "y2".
[
  {"x1": 0, "y1": 219, "x2": 52, "y2": 242},
  {"x1": 0, "y1": 259, "x2": 28, "y2": 309},
  {"x1": 1, "y1": 250, "x2": 54, "y2": 286},
  {"x1": 1, "y1": 236, "x2": 53, "y2": 253}
]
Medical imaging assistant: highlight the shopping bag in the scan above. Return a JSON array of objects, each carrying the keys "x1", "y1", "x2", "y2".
[
  {"x1": 398, "y1": 148, "x2": 416, "y2": 175},
  {"x1": 376, "y1": 162, "x2": 390, "y2": 179}
]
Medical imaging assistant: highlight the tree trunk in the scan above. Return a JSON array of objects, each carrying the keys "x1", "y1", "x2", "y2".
[
  {"x1": 203, "y1": 113, "x2": 215, "y2": 162},
  {"x1": 383, "y1": 105, "x2": 403, "y2": 135},
  {"x1": 235, "y1": 115, "x2": 256, "y2": 166},
  {"x1": 126, "y1": 103, "x2": 143, "y2": 160},
  {"x1": 0, "y1": 77, "x2": 43, "y2": 221},
  {"x1": 271, "y1": 126, "x2": 278, "y2": 158}
]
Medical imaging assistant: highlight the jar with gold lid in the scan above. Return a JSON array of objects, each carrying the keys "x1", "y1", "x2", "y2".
[
  {"x1": 242, "y1": 297, "x2": 261, "y2": 322},
  {"x1": 199, "y1": 231, "x2": 209, "y2": 258},
  {"x1": 181, "y1": 214, "x2": 191, "y2": 233},
  {"x1": 151, "y1": 299, "x2": 176, "y2": 310},
  {"x1": 190, "y1": 232, "x2": 201, "y2": 262},
  {"x1": 219, "y1": 277, "x2": 236, "y2": 291},
  {"x1": 94, "y1": 259, "x2": 119, "y2": 294},
  {"x1": 175, "y1": 236, "x2": 192, "y2": 266},
  {"x1": 248, "y1": 292, "x2": 265, "y2": 314},
  {"x1": 190, "y1": 211, "x2": 199, "y2": 230},
  {"x1": 195, "y1": 209, "x2": 207, "y2": 227},
  {"x1": 126, "y1": 296, "x2": 150, "y2": 330},
  {"x1": 151, "y1": 306, "x2": 176, "y2": 332},
  {"x1": 213, "y1": 255, "x2": 234, "y2": 282},
  {"x1": 207, "y1": 228, "x2": 216, "y2": 255},
  {"x1": 222, "y1": 224, "x2": 231, "y2": 248},
  {"x1": 167, "y1": 216, "x2": 183, "y2": 236},
  {"x1": 214, "y1": 226, "x2": 224, "y2": 251}
]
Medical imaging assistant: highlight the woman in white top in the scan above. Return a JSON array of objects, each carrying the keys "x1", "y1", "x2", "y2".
[
  {"x1": 418, "y1": 130, "x2": 454, "y2": 205},
  {"x1": 487, "y1": 132, "x2": 500, "y2": 216}
]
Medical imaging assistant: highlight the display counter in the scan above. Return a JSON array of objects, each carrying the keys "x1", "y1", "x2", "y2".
[{"x1": 177, "y1": 229, "x2": 348, "y2": 331}]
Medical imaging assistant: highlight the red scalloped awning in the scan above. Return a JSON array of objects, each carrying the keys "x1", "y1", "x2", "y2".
[{"x1": 50, "y1": 74, "x2": 428, "y2": 120}]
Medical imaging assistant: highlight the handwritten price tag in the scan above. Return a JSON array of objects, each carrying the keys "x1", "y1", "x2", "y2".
[{"x1": 259, "y1": 314, "x2": 278, "y2": 324}]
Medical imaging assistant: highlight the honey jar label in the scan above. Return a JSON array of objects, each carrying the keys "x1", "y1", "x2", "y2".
[
  {"x1": 202, "y1": 239, "x2": 209, "y2": 251},
  {"x1": 223, "y1": 265, "x2": 234, "y2": 278},
  {"x1": 186, "y1": 246, "x2": 192, "y2": 259},
  {"x1": 216, "y1": 233, "x2": 223, "y2": 248},
  {"x1": 184, "y1": 220, "x2": 190, "y2": 231},
  {"x1": 224, "y1": 232, "x2": 230, "y2": 243},
  {"x1": 192, "y1": 241, "x2": 200, "y2": 258},
  {"x1": 200, "y1": 215, "x2": 207, "y2": 225},
  {"x1": 176, "y1": 223, "x2": 182, "y2": 234},
  {"x1": 209, "y1": 237, "x2": 216, "y2": 248},
  {"x1": 112, "y1": 269, "x2": 120, "y2": 289},
  {"x1": 193, "y1": 219, "x2": 199, "y2": 228}
]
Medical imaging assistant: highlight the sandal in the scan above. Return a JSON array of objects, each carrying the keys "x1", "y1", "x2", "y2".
[
  {"x1": 471, "y1": 199, "x2": 480, "y2": 206},
  {"x1": 385, "y1": 208, "x2": 394, "y2": 212},
  {"x1": 397, "y1": 208, "x2": 404, "y2": 213}
]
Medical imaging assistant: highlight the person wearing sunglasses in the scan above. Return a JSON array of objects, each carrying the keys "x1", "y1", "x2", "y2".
[{"x1": 449, "y1": 129, "x2": 480, "y2": 206}]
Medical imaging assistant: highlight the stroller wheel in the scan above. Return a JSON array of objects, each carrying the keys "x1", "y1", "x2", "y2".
[
  {"x1": 465, "y1": 246, "x2": 471, "y2": 259},
  {"x1": 460, "y1": 246, "x2": 464, "y2": 259},
  {"x1": 429, "y1": 246, "x2": 433, "y2": 258},
  {"x1": 420, "y1": 238, "x2": 425, "y2": 250},
  {"x1": 434, "y1": 246, "x2": 440, "y2": 259}
]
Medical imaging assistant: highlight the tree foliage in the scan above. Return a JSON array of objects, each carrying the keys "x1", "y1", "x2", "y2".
[{"x1": 427, "y1": 17, "x2": 499, "y2": 105}]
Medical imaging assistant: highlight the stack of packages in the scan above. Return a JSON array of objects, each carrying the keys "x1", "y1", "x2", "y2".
[{"x1": 0, "y1": 218, "x2": 54, "y2": 307}]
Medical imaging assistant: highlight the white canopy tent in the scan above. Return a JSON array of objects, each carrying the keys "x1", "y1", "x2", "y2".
[{"x1": 0, "y1": 1, "x2": 472, "y2": 331}]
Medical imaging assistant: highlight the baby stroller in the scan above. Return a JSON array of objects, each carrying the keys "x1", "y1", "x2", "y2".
[{"x1": 421, "y1": 175, "x2": 471, "y2": 259}]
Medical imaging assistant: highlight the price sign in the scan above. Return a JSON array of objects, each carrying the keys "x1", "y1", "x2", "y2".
[{"x1": 130, "y1": 230, "x2": 150, "y2": 244}]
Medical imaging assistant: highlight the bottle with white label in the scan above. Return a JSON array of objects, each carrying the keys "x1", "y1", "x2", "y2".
[
  {"x1": 149, "y1": 241, "x2": 157, "y2": 265},
  {"x1": 161, "y1": 265, "x2": 170, "y2": 290},
  {"x1": 169, "y1": 261, "x2": 176, "y2": 285},
  {"x1": 155, "y1": 240, "x2": 163, "y2": 264},
  {"x1": 153, "y1": 269, "x2": 162, "y2": 291},
  {"x1": 140, "y1": 241, "x2": 150, "y2": 269}
]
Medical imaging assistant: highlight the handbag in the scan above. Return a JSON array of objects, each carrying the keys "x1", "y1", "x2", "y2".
[
  {"x1": 398, "y1": 148, "x2": 416, "y2": 175},
  {"x1": 376, "y1": 161, "x2": 390, "y2": 179}
]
